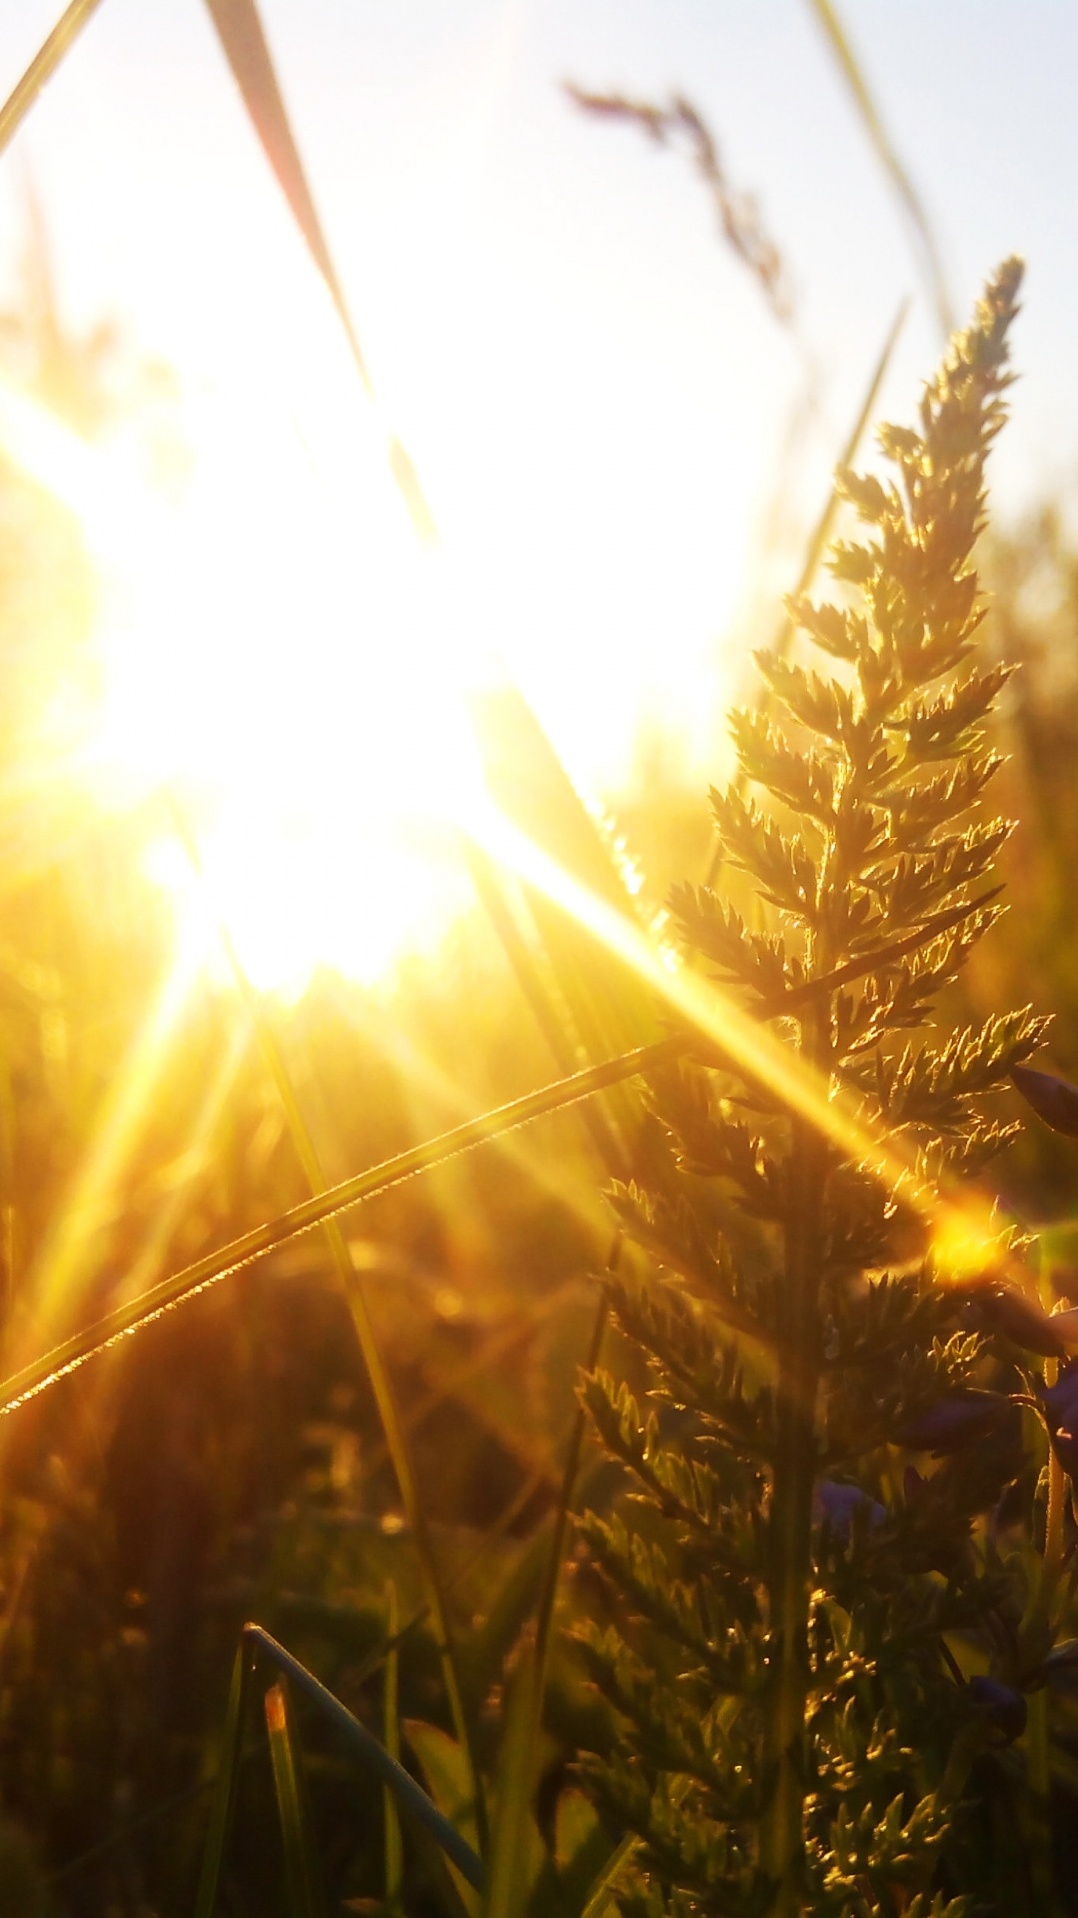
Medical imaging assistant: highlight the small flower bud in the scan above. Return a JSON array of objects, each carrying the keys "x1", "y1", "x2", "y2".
[
  {"x1": 1011, "y1": 1064, "x2": 1078, "y2": 1137},
  {"x1": 815, "y1": 1479, "x2": 885, "y2": 1541}
]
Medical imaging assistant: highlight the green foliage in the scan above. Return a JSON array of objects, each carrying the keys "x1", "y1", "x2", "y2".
[{"x1": 578, "y1": 262, "x2": 1065, "y2": 1916}]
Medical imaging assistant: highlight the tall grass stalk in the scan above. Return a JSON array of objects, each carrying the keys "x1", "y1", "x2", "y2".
[
  {"x1": 576, "y1": 260, "x2": 1065, "y2": 1916},
  {"x1": 0, "y1": 876, "x2": 1005, "y2": 1422},
  {"x1": 806, "y1": 0, "x2": 953, "y2": 336},
  {"x1": 0, "y1": 0, "x2": 107, "y2": 158},
  {"x1": 264, "y1": 1679, "x2": 328, "y2": 1918},
  {"x1": 0, "y1": 1034, "x2": 683, "y2": 1417}
]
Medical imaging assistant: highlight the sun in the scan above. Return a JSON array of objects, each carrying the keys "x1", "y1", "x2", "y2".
[
  {"x1": 0, "y1": 211, "x2": 750, "y2": 1001},
  {"x1": 0, "y1": 358, "x2": 497, "y2": 994},
  {"x1": 96, "y1": 391, "x2": 491, "y2": 992}
]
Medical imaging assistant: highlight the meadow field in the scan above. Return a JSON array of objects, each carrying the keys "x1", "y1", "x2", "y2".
[{"x1": 0, "y1": 6, "x2": 1077, "y2": 1916}]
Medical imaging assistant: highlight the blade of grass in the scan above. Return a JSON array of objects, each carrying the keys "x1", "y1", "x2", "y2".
[
  {"x1": 201, "y1": 0, "x2": 436, "y2": 541},
  {"x1": 481, "y1": 1286, "x2": 612, "y2": 1918},
  {"x1": 531, "y1": 1286, "x2": 610, "y2": 1713},
  {"x1": 46, "y1": 1440, "x2": 630, "y2": 1895},
  {"x1": 481, "y1": 1643, "x2": 543, "y2": 1918},
  {"x1": 245, "y1": 1624, "x2": 486, "y2": 1893},
  {"x1": 0, "y1": 1035, "x2": 682, "y2": 1419},
  {"x1": 471, "y1": 687, "x2": 666, "y2": 1175},
  {"x1": 264, "y1": 1680, "x2": 327, "y2": 1918},
  {"x1": 461, "y1": 834, "x2": 629, "y2": 1178},
  {"x1": 355, "y1": 1284, "x2": 572, "y2": 1504},
  {"x1": 0, "y1": 882, "x2": 998, "y2": 1420},
  {"x1": 0, "y1": 0, "x2": 108, "y2": 160},
  {"x1": 201, "y1": 0, "x2": 368, "y2": 390},
  {"x1": 193, "y1": 1640, "x2": 254, "y2": 1918},
  {"x1": 806, "y1": 0, "x2": 952, "y2": 336},
  {"x1": 383, "y1": 1584, "x2": 403, "y2": 1913},
  {"x1": 579, "y1": 1834, "x2": 641, "y2": 1918},
  {"x1": 473, "y1": 686, "x2": 666, "y2": 1063}
]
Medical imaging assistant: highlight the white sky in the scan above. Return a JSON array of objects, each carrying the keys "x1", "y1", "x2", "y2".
[{"x1": 1, "y1": 0, "x2": 1076, "y2": 798}]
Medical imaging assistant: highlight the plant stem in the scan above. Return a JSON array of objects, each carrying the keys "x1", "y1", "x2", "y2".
[
  {"x1": 761, "y1": 1106, "x2": 824, "y2": 1915},
  {"x1": 760, "y1": 897, "x2": 834, "y2": 1914}
]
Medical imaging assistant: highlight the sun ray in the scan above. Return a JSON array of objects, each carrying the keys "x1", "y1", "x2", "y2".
[
  {"x1": 469, "y1": 805, "x2": 1007, "y2": 1281},
  {"x1": 10, "y1": 922, "x2": 207, "y2": 1367}
]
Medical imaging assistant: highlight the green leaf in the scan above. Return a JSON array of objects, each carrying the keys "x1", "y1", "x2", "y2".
[
  {"x1": 264, "y1": 1680, "x2": 327, "y2": 1918},
  {"x1": 193, "y1": 1642, "x2": 253, "y2": 1918},
  {"x1": 405, "y1": 1721, "x2": 483, "y2": 1917},
  {"x1": 383, "y1": 1584, "x2": 403, "y2": 1912},
  {"x1": 482, "y1": 1646, "x2": 547, "y2": 1918}
]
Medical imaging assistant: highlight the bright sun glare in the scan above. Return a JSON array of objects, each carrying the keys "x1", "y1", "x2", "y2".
[
  {"x1": 0, "y1": 206, "x2": 746, "y2": 999},
  {"x1": 0, "y1": 358, "x2": 504, "y2": 994}
]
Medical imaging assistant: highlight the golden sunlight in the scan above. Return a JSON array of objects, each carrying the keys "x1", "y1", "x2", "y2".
[
  {"x1": 0, "y1": 212, "x2": 747, "y2": 999},
  {"x1": 0, "y1": 361, "x2": 496, "y2": 992}
]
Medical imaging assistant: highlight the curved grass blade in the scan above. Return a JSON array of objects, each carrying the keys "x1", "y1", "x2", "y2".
[
  {"x1": 383, "y1": 1584, "x2": 403, "y2": 1913},
  {"x1": 480, "y1": 1291, "x2": 612, "y2": 1918},
  {"x1": 806, "y1": 0, "x2": 952, "y2": 336},
  {"x1": 201, "y1": 0, "x2": 435, "y2": 540},
  {"x1": 471, "y1": 687, "x2": 666, "y2": 1169},
  {"x1": 0, "y1": 0, "x2": 107, "y2": 160},
  {"x1": 60, "y1": 1457, "x2": 549, "y2": 1902},
  {"x1": 193, "y1": 1640, "x2": 254, "y2": 1918},
  {"x1": 264, "y1": 1680, "x2": 327, "y2": 1918},
  {"x1": 461, "y1": 835, "x2": 628, "y2": 1178},
  {"x1": 201, "y1": 0, "x2": 368, "y2": 388},
  {"x1": 245, "y1": 1625, "x2": 486, "y2": 1893},
  {"x1": 481, "y1": 1644, "x2": 543, "y2": 1918},
  {"x1": 0, "y1": 880, "x2": 999, "y2": 1422},
  {"x1": 473, "y1": 687, "x2": 667, "y2": 1062},
  {"x1": 531, "y1": 1289, "x2": 610, "y2": 1709},
  {"x1": 0, "y1": 1035, "x2": 680, "y2": 1416}
]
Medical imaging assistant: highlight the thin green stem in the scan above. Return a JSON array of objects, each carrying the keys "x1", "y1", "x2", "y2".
[
  {"x1": 383, "y1": 1582, "x2": 404, "y2": 1912},
  {"x1": 760, "y1": 911, "x2": 834, "y2": 1911},
  {"x1": 761, "y1": 1115, "x2": 824, "y2": 1914}
]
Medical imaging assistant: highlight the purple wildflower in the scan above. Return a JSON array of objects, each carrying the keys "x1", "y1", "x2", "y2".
[
  {"x1": 897, "y1": 1389, "x2": 1011, "y2": 1455},
  {"x1": 815, "y1": 1479, "x2": 886, "y2": 1541},
  {"x1": 1011, "y1": 1064, "x2": 1078, "y2": 1138}
]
